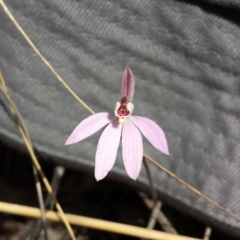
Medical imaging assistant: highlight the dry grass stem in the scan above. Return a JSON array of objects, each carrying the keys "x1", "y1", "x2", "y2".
[
  {"x1": 0, "y1": 0, "x2": 94, "y2": 115},
  {"x1": 139, "y1": 193, "x2": 178, "y2": 235},
  {"x1": 0, "y1": 72, "x2": 76, "y2": 240},
  {"x1": 0, "y1": 71, "x2": 48, "y2": 239},
  {"x1": 144, "y1": 153, "x2": 240, "y2": 223}
]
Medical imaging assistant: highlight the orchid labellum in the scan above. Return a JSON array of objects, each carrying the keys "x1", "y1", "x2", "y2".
[{"x1": 65, "y1": 67, "x2": 169, "y2": 181}]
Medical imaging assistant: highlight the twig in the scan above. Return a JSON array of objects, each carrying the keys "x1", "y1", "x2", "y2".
[
  {"x1": 147, "y1": 201, "x2": 162, "y2": 229},
  {"x1": 203, "y1": 227, "x2": 211, "y2": 240},
  {"x1": 139, "y1": 193, "x2": 178, "y2": 235},
  {"x1": 0, "y1": 201, "x2": 202, "y2": 240},
  {"x1": 0, "y1": 72, "x2": 76, "y2": 240}
]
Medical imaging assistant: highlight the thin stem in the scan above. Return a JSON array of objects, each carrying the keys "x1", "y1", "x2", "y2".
[
  {"x1": 142, "y1": 157, "x2": 160, "y2": 230},
  {"x1": 143, "y1": 157, "x2": 156, "y2": 202},
  {"x1": 142, "y1": 157, "x2": 178, "y2": 234}
]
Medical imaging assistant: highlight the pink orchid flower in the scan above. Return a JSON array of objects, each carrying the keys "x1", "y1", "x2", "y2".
[{"x1": 65, "y1": 67, "x2": 169, "y2": 181}]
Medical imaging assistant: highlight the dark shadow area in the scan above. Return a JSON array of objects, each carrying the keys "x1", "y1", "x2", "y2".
[{"x1": 176, "y1": 0, "x2": 240, "y2": 26}]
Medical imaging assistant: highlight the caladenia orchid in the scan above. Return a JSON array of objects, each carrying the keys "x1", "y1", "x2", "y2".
[{"x1": 65, "y1": 67, "x2": 169, "y2": 181}]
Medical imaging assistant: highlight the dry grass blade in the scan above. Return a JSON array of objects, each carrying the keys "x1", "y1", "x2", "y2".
[
  {"x1": 0, "y1": 72, "x2": 76, "y2": 240},
  {"x1": 0, "y1": 72, "x2": 49, "y2": 240},
  {"x1": 0, "y1": 0, "x2": 94, "y2": 115},
  {"x1": 1, "y1": 0, "x2": 240, "y2": 228},
  {"x1": 0, "y1": 201, "x2": 202, "y2": 240}
]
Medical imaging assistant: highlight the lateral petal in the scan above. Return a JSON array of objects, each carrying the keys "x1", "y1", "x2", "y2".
[
  {"x1": 95, "y1": 121, "x2": 123, "y2": 181},
  {"x1": 122, "y1": 120, "x2": 143, "y2": 180},
  {"x1": 131, "y1": 116, "x2": 169, "y2": 155},
  {"x1": 65, "y1": 113, "x2": 115, "y2": 145}
]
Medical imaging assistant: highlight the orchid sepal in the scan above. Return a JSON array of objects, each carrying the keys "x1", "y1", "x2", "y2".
[{"x1": 121, "y1": 66, "x2": 135, "y2": 102}]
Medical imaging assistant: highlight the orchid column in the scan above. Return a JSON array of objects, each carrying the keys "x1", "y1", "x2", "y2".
[{"x1": 65, "y1": 67, "x2": 169, "y2": 181}]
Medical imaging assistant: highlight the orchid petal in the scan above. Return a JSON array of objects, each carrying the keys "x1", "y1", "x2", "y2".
[
  {"x1": 121, "y1": 67, "x2": 135, "y2": 101},
  {"x1": 122, "y1": 120, "x2": 143, "y2": 180},
  {"x1": 65, "y1": 113, "x2": 115, "y2": 145},
  {"x1": 95, "y1": 121, "x2": 123, "y2": 181},
  {"x1": 131, "y1": 116, "x2": 169, "y2": 155}
]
